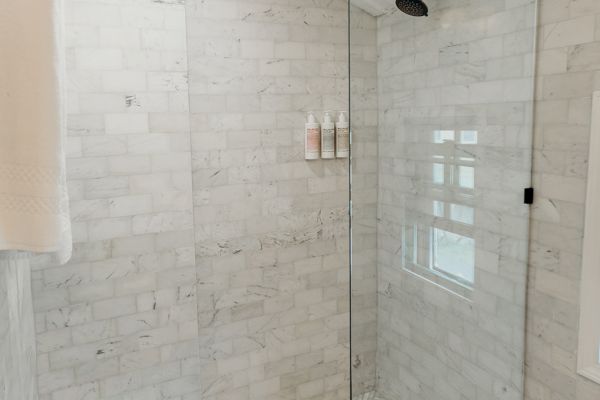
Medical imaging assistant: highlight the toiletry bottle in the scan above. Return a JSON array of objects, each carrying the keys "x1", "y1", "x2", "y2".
[
  {"x1": 321, "y1": 111, "x2": 336, "y2": 159},
  {"x1": 305, "y1": 111, "x2": 321, "y2": 160},
  {"x1": 336, "y1": 111, "x2": 350, "y2": 159}
]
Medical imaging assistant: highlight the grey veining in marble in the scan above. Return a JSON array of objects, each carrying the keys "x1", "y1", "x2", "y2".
[{"x1": 0, "y1": 254, "x2": 38, "y2": 400}]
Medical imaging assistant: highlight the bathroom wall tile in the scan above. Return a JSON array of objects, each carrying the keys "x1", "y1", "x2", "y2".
[
  {"x1": 31, "y1": 0, "x2": 199, "y2": 399},
  {"x1": 541, "y1": 15, "x2": 596, "y2": 49},
  {"x1": 375, "y1": 1, "x2": 536, "y2": 399},
  {"x1": 23, "y1": 0, "x2": 600, "y2": 399},
  {"x1": 0, "y1": 259, "x2": 39, "y2": 400},
  {"x1": 525, "y1": 1, "x2": 600, "y2": 399},
  {"x1": 187, "y1": 1, "x2": 355, "y2": 399}
]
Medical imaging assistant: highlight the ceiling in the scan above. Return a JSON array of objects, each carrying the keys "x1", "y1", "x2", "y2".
[{"x1": 350, "y1": 0, "x2": 396, "y2": 16}]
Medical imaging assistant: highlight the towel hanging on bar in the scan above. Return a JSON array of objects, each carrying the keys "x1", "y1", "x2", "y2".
[{"x1": 0, "y1": 0, "x2": 71, "y2": 264}]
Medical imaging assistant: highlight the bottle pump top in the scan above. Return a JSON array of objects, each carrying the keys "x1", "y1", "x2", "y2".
[
  {"x1": 338, "y1": 111, "x2": 347, "y2": 124},
  {"x1": 323, "y1": 111, "x2": 333, "y2": 124},
  {"x1": 307, "y1": 112, "x2": 317, "y2": 124}
]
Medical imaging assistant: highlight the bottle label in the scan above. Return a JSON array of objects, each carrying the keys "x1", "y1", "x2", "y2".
[
  {"x1": 337, "y1": 128, "x2": 349, "y2": 154},
  {"x1": 306, "y1": 127, "x2": 320, "y2": 157},
  {"x1": 322, "y1": 128, "x2": 335, "y2": 155}
]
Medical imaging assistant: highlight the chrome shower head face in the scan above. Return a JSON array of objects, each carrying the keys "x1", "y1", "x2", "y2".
[{"x1": 395, "y1": 0, "x2": 429, "y2": 16}]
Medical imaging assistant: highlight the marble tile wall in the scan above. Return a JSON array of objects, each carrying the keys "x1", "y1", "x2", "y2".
[
  {"x1": 525, "y1": 1, "x2": 600, "y2": 399},
  {"x1": 12, "y1": 1, "x2": 600, "y2": 400},
  {"x1": 30, "y1": 0, "x2": 201, "y2": 399},
  {"x1": 186, "y1": 1, "x2": 356, "y2": 399},
  {"x1": 0, "y1": 256, "x2": 38, "y2": 400},
  {"x1": 375, "y1": 0, "x2": 536, "y2": 399},
  {"x1": 18, "y1": 0, "x2": 382, "y2": 399}
]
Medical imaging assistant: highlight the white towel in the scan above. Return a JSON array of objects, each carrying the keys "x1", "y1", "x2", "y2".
[{"x1": 0, "y1": 0, "x2": 71, "y2": 264}]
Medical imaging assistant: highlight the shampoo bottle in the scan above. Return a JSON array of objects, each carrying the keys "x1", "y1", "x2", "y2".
[
  {"x1": 336, "y1": 111, "x2": 349, "y2": 158},
  {"x1": 305, "y1": 111, "x2": 321, "y2": 160},
  {"x1": 321, "y1": 111, "x2": 335, "y2": 159}
]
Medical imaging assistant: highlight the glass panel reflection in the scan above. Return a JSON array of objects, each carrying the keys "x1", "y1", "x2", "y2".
[
  {"x1": 432, "y1": 228, "x2": 475, "y2": 284},
  {"x1": 403, "y1": 128, "x2": 477, "y2": 290}
]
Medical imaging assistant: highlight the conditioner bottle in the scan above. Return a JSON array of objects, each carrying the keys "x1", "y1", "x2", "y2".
[
  {"x1": 321, "y1": 111, "x2": 336, "y2": 159},
  {"x1": 336, "y1": 111, "x2": 349, "y2": 158}
]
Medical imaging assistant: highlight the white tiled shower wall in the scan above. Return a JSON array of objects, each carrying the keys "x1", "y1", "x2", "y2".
[
  {"x1": 185, "y1": 1, "x2": 378, "y2": 398},
  {"x1": 368, "y1": 0, "x2": 600, "y2": 399},
  {"x1": 31, "y1": 1, "x2": 200, "y2": 399},
  {"x1": 0, "y1": 258, "x2": 37, "y2": 400},
  {"x1": 28, "y1": 0, "x2": 380, "y2": 399},
  {"x1": 526, "y1": 1, "x2": 600, "y2": 399},
  {"x1": 375, "y1": 0, "x2": 536, "y2": 398},
  {"x1": 14, "y1": 0, "x2": 600, "y2": 400},
  {"x1": 186, "y1": 0, "x2": 352, "y2": 399}
]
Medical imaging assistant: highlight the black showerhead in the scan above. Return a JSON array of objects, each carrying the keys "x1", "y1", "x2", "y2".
[{"x1": 396, "y1": 0, "x2": 429, "y2": 16}]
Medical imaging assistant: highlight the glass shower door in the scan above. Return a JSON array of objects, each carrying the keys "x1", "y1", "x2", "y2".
[
  {"x1": 350, "y1": 0, "x2": 537, "y2": 399},
  {"x1": 186, "y1": 1, "x2": 352, "y2": 399}
]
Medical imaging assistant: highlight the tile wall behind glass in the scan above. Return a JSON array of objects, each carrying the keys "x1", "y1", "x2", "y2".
[
  {"x1": 374, "y1": 0, "x2": 537, "y2": 399},
  {"x1": 186, "y1": 1, "x2": 352, "y2": 399}
]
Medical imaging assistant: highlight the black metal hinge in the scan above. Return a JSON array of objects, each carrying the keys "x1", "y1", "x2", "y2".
[{"x1": 524, "y1": 188, "x2": 534, "y2": 205}]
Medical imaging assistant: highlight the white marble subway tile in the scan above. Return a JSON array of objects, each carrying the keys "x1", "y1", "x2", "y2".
[
  {"x1": 32, "y1": 6, "x2": 197, "y2": 396},
  {"x1": 541, "y1": 15, "x2": 595, "y2": 49}
]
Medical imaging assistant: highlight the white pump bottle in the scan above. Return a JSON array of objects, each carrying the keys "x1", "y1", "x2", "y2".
[
  {"x1": 321, "y1": 111, "x2": 336, "y2": 159},
  {"x1": 336, "y1": 111, "x2": 349, "y2": 159},
  {"x1": 305, "y1": 112, "x2": 321, "y2": 160}
]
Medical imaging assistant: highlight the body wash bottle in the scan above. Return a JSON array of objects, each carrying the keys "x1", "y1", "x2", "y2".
[
  {"x1": 321, "y1": 111, "x2": 335, "y2": 159},
  {"x1": 305, "y1": 111, "x2": 321, "y2": 160},
  {"x1": 336, "y1": 111, "x2": 349, "y2": 158}
]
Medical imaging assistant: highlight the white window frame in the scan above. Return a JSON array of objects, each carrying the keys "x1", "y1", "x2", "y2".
[{"x1": 577, "y1": 91, "x2": 600, "y2": 384}]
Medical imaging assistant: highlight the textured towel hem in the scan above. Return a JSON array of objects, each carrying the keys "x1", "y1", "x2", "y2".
[{"x1": 0, "y1": 243, "x2": 64, "y2": 254}]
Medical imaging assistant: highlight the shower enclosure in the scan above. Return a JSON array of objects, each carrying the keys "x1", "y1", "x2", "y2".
[
  {"x1": 18, "y1": 0, "x2": 535, "y2": 399},
  {"x1": 349, "y1": 0, "x2": 537, "y2": 399}
]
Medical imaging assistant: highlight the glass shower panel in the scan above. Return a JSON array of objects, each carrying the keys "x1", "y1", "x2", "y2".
[
  {"x1": 350, "y1": 0, "x2": 536, "y2": 399},
  {"x1": 186, "y1": 1, "x2": 351, "y2": 399},
  {"x1": 348, "y1": 4, "x2": 380, "y2": 398}
]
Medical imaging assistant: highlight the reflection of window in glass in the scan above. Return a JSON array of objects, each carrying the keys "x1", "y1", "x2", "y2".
[
  {"x1": 431, "y1": 130, "x2": 477, "y2": 190},
  {"x1": 432, "y1": 228, "x2": 475, "y2": 285},
  {"x1": 458, "y1": 166, "x2": 474, "y2": 189},
  {"x1": 460, "y1": 130, "x2": 478, "y2": 144},
  {"x1": 433, "y1": 163, "x2": 445, "y2": 184},
  {"x1": 433, "y1": 200, "x2": 444, "y2": 217},
  {"x1": 450, "y1": 203, "x2": 474, "y2": 225},
  {"x1": 433, "y1": 130, "x2": 455, "y2": 143},
  {"x1": 405, "y1": 128, "x2": 480, "y2": 290},
  {"x1": 432, "y1": 201, "x2": 473, "y2": 225}
]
